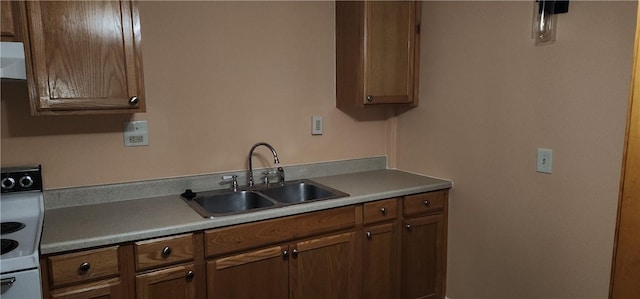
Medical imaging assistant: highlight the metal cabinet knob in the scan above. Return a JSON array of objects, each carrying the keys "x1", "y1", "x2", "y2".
[
  {"x1": 423, "y1": 200, "x2": 430, "y2": 207},
  {"x1": 366, "y1": 231, "x2": 372, "y2": 239},
  {"x1": 366, "y1": 95, "x2": 373, "y2": 103},
  {"x1": 283, "y1": 250, "x2": 289, "y2": 258},
  {"x1": 79, "y1": 262, "x2": 91, "y2": 272},
  {"x1": 129, "y1": 96, "x2": 139, "y2": 105},
  {"x1": 185, "y1": 270, "x2": 195, "y2": 281},
  {"x1": 405, "y1": 224, "x2": 412, "y2": 231},
  {"x1": 380, "y1": 207, "x2": 387, "y2": 215},
  {"x1": 292, "y1": 249, "x2": 299, "y2": 257},
  {"x1": 161, "y1": 246, "x2": 172, "y2": 257}
]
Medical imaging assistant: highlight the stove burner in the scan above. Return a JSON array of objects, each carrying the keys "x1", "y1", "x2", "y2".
[
  {"x1": 1, "y1": 239, "x2": 19, "y2": 255},
  {"x1": 1, "y1": 222, "x2": 26, "y2": 235}
]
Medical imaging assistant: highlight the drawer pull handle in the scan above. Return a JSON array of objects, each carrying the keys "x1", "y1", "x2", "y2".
[
  {"x1": 1, "y1": 277, "x2": 16, "y2": 287},
  {"x1": 161, "y1": 246, "x2": 172, "y2": 257},
  {"x1": 185, "y1": 270, "x2": 195, "y2": 281},
  {"x1": 423, "y1": 200, "x2": 430, "y2": 207},
  {"x1": 79, "y1": 262, "x2": 91, "y2": 273},
  {"x1": 366, "y1": 231, "x2": 372, "y2": 239},
  {"x1": 380, "y1": 207, "x2": 387, "y2": 215}
]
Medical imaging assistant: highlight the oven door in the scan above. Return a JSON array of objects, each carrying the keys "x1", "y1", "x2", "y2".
[{"x1": 1, "y1": 269, "x2": 43, "y2": 299}]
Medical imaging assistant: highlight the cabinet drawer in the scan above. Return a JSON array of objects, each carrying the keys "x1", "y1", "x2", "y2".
[
  {"x1": 403, "y1": 190, "x2": 447, "y2": 216},
  {"x1": 48, "y1": 246, "x2": 119, "y2": 288},
  {"x1": 134, "y1": 233, "x2": 194, "y2": 271},
  {"x1": 363, "y1": 198, "x2": 398, "y2": 225}
]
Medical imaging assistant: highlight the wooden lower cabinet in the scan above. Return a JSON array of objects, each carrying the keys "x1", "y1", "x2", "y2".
[
  {"x1": 401, "y1": 214, "x2": 446, "y2": 299},
  {"x1": 42, "y1": 190, "x2": 449, "y2": 299},
  {"x1": 290, "y1": 231, "x2": 359, "y2": 299},
  {"x1": 363, "y1": 222, "x2": 399, "y2": 299},
  {"x1": 206, "y1": 231, "x2": 359, "y2": 299},
  {"x1": 49, "y1": 278, "x2": 122, "y2": 299},
  {"x1": 207, "y1": 245, "x2": 288, "y2": 298},
  {"x1": 136, "y1": 264, "x2": 197, "y2": 299}
]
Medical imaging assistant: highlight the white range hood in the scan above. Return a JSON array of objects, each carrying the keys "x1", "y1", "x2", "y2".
[{"x1": 0, "y1": 42, "x2": 27, "y2": 80}]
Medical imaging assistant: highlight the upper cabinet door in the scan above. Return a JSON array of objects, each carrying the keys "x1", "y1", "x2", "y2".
[
  {"x1": 336, "y1": 1, "x2": 421, "y2": 112},
  {"x1": 364, "y1": 1, "x2": 416, "y2": 105},
  {"x1": 1, "y1": 1, "x2": 25, "y2": 42},
  {"x1": 25, "y1": 0, "x2": 145, "y2": 115}
]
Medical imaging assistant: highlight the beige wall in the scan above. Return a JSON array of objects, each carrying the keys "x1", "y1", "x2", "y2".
[
  {"x1": 396, "y1": 1, "x2": 635, "y2": 298},
  {"x1": 1, "y1": 1, "x2": 390, "y2": 189}
]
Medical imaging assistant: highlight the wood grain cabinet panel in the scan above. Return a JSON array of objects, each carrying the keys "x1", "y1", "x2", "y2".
[
  {"x1": 402, "y1": 214, "x2": 446, "y2": 299},
  {"x1": 134, "y1": 233, "x2": 195, "y2": 271},
  {"x1": 49, "y1": 278, "x2": 122, "y2": 299},
  {"x1": 205, "y1": 206, "x2": 356, "y2": 257},
  {"x1": 336, "y1": 1, "x2": 421, "y2": 111},
  {"x1": 47, "y1": 246, "x2": 120, "y2": 288},
  {"x1": 24, "y1": 0, "x2": 145, "y2": 115},
  {"x1": 1, "y1": 0, "x2": 25, "y2": 41},
  {"x1": 363, "y1": 197, "x2": 398, "y2": 225},
  {"x1": 404, "y1": 190, "x2": 447, "y2": 216},
  {"x1": 363, "y1": 222, "x2": 400, "y2": 299},
  {"x1": 136, "y1": 264, "x2": 197, "y2": 299},
  {"x1": 290, "y1": 231, "x2": 359, "y2": 299},
  {"x1": 207, "y1": 246, "x2": 289, "y2": 298}
]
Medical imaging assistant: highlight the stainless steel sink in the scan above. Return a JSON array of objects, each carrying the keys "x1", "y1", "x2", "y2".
[
  {"x1": 186, "y1": 190, "x2": 276, "y2": 217},
  {"x1": 258, "y1": 180, "x2": 349, "y2": 204},
  {"x1": 182, "y1": 179, "x2": 349, "y2": 218}
]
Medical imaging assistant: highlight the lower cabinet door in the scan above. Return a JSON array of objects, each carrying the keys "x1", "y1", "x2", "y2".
[
  {"x1": 290, "y1": 231, "x2": 359, "y2": 299},
  {"x1": 50, "y1": 278, "x2": 122, "y2": 299},
  {"x1": 136, "y1": 264, "x2": 197, "y2": 299},
  {"x1": 207, "y1": 245, "x2": 288, "y2": 298},
  {"x1": 401, "y1": 214, "x2": 445, "y2": 299},
  {"x1": 363, "y1": 222, "x2": 399, "y2": 299}
]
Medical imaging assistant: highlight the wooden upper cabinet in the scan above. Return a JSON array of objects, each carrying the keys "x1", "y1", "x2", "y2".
[
  {"x1": 24, "y1": 0, "x2": 145, "y2": 115},
  {"x1": 336, "y1": 1, "x2": 421, "y2": 111},
  {"x1": 1, "y1": 1, "x2": 25, "y2": 41}
]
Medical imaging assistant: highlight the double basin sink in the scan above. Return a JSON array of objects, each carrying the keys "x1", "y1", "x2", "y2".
[{"x1": 182, "y1": 179, "x2": 349, "y2": 218}]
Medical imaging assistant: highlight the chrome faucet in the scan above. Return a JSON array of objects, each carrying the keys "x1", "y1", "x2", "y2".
[{"x1": 247, "y1": 142, "x2": 279, "y2": 187}]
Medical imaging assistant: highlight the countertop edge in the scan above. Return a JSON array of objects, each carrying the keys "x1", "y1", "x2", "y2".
[{"x1": 40, "y1": 170, "x2": 452, "y2": 255}]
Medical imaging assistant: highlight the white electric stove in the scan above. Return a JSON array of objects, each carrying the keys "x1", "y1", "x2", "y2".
[{"x1": 0, "y1": 166, "x2": 44, "y2": 299}]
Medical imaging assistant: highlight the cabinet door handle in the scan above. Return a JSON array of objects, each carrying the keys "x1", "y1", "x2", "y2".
[
  {"x1": 292, "y1": 249, "x2": 299, "y2": 257},
  {"x1": 380, "y1": 207, "x2": 387, "y2": 215},
  {"x1": 283, "y1": 250, "x2": 289, "y2": 258},
  {"x1": 405, "y1": 224, "x2": 412, "y2": 231},
  {"x1": 161, "y1": 246, "x2": 172, "y2": 257},
  {"x1": 79, "y1": 262, "x2": 91, "y2": 273},
  {"x1": 129, "y1": 96, "x2": 139, "y2": 105},
  {"x1": 366, "y1": 231, "x2": 372, "y2": 239},
  {"x1": 366, "y1": 95, "x2": 373, "y2": 103},
  {"x1": 185, "y1": 270, "x2": 195, "y2": 281},
  {"x1": 423, "y1": 200, "x2": 430, "y2": 207}
]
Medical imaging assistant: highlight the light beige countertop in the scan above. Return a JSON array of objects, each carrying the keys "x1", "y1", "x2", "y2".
[{"x1": 41, "y1": 169, "x2": 452, "y2": 255}]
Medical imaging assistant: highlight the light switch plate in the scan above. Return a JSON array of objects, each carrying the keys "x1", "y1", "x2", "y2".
[
  {"x1": 312, "y1": 115, "x2": 323, "y2": 135},
  {"x1": 537, "y1": 148, "x2": 553, "y2": 174}
]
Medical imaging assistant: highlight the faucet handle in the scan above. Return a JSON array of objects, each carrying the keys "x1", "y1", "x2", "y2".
[
  {"x1": 222, "y1": 175, "x2": 239, "y2": 191},
  {"x1": 262, "y1": 170, "x2": 276, "y2": 185},
  {"x1": 277, "y1": 167, "x2": 285, "y2": 185}
]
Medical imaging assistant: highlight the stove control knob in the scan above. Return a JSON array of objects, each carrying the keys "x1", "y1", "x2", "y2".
[
  {"x1": 19, "y1": 175, "x2": 34, "y2": 188},
  {"x1": 1, "y1": 177, "x2": 15, "y2": 190}
]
